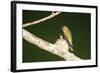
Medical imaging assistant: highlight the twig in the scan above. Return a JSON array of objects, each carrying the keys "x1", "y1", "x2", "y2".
[{"x1": 23, "y1": 12, "x2": 61, "y2": 27}]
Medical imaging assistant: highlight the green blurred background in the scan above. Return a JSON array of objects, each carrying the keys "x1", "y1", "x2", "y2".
[{"x1": 22, "y1": 10, "x2": 91, "y2": 63}]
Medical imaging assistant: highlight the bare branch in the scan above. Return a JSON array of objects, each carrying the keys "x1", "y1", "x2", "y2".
[
  {"x1": 23, "y1": 12, "x2": 61, "y2": 27},
  {"x1": 23, "y1": 29, "x2": 83, "y2": 60}
]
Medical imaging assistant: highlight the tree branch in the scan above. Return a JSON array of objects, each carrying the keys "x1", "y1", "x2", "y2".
[
  {"x1": 23, "y1": 29, "x2": 83, "y2": 60},
  {"x1": 23, "y1": 12, "x2": 61, "y2": 27}
]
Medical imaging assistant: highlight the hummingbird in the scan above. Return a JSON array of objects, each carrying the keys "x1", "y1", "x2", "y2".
[{"x1": 61, "y1": 25, "x2": 74, "y2": 51}]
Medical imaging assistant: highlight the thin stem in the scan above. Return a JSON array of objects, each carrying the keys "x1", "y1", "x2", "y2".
[{"x1": 23, "y1": 12, "x2": 61, "y2": 27}]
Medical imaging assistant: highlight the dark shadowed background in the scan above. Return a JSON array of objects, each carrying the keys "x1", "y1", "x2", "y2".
[{"x1": 22, "y1": 10, "x2": 91, "y2": 63}]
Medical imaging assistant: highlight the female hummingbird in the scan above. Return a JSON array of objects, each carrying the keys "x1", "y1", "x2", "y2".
[{"x1": 61, "y1": 25, "x2": 74, "y2": 51}]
